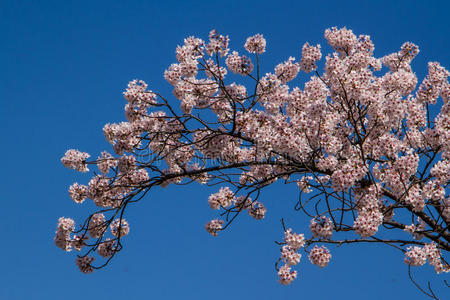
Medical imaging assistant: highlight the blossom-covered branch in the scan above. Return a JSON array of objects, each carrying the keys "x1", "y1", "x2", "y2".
[{"x1": 55, "y1": 27, "x2": 449, "y2": 295}]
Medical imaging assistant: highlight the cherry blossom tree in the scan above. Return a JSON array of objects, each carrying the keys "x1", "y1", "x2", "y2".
[{"x1": 56, "y1": 27, "x2": 449, "y2": 297}]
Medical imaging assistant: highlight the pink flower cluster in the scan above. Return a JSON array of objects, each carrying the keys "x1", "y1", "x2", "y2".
[
  {"x1": 310, "y1": 216, "x2": 334, "y2": 238},
  {"x1": 416, "y1": 62, "x2": 449, "y2": 104},
  {"x1": 110, "y1": 218, "x2": 130, "y2": 237},
  {"x1": 284, "y1": 228, "x2": 305, "y2": 249},
  {"x1": 207, "y1": 187, "x2": 266, "y2": 220},
  {"x1": 244, "y1": 34, "x2": 266, "y2": 54},
  {"x1": 206, "y1": 30, "x2": 229, "y2": 57},
  {"x1": 352, "y1": 186, "x2": 384, "y2": 237},
  {"x1": 205, "y1": 219, "x2": 224, "y2": 237},
  {"x1": 404, "y1": 246, "x2": 427, "y2": 266},
  {"x1": 225, "y1": 51, "x2": 254, "y2": 75},
  {"x1": 76, "y1": 256, "x2": 95, "y2": 274},
  {"x1": 430, "y1": 159, "x2": 450, "y2": 185},
  {"x1": 300, "y1": 43, "x2": 321, "y2": 73},
  {"x1": 54, "y1": 217, "x2": 75, "y2": 251},
  {"x1": 297, "y1": 176, "x2": 313, "y2": 193},
  {"x1": 68, "y1": 183, "x2": 88, "y2": 204},
  {"x1": 71, "y1": 234, "x2": 88, "y2": 251},
  {"x1": 353, "y1": 209, "x2": 383, "y2": 237},
  {"x1": 88, "y1": 213, "x2": 107, "y2": 238},
  {"x1": 331, "y1": 156, "x2": 367, "y2": 191},
  {"x1": 423, "y1": 243, "x2": 449, "y2": 274},
  {"x1": 208, "y1": 187, "x2": 235, "y2": 209},
  {"x1": 61, "y1": 149, "x2": 90, "y2": 173},
  {"x1": 404, "y1": 217, "x2": 426, "y2": 240},
  {"x1": 382, "y1": 42, "x2": 419, "y2": 72},
  {"x1": 275, "y1": 57, "x2": 300, "y2": 83},
  {"x1": 97, "y1": 239, "x2": 117, "y2": 258},
  {"x1": 308, "y1": 245, "x2": 332, "y2": 268},
  {"x1": 278, "y1": 264, "x2": 298, "y2": 285},
  {"x1": 247, "y1": 201, "x2": 267, "y2": 220},
  {"x1": 441, "y1": 198, "x2": 450, "y2": 223},
  {"x1": 324, "y1": 26, "x2": 357, "y2": 55},
  {"x1": 118, "y1": 154, "x2": 136, "y2": 173},
  {"x1": 123, "y1": 79, "x2": 157, "y2": 106},
  {"x1": 277, "y1": 229, "x2": 305, "y2": 285},
  {"x1": 404, "y1": 243, "x2": 449, "y2": 274},
  {"x1": 281, "y1": 245, "x2": 301, "y2": 265},
  {"x1": 55, "y1": 217, "x2": 89, "y2": 253}
]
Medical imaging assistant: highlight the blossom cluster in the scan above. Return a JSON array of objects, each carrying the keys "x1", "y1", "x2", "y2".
[
  {"x1": 308, "y1": 245, "x2": 332, "y2": 268},
  {"x1": 275, "y1": 57, "x2": 300, "y2": 83},
  {"x1": 76, "y1": 256, "x2": 95, "y2": 274},
  {"x1": 310, "y1": 216, "x2": 334, "y2": 239},
  {"x1": 276, "y1": 228, "x2": 333, "y2": 285},
  {"x1": 61, "y1": 149, "x2": 90, "y2": 173},
  {"x1": 205, "y1": 219, "x2": 224, "y2": 237},
  {"x1": 205, "y1": 187, "x2": 266, "y2": 237},
  {"x1": 300, "y1": 43, "x2": 321, "y2": 73},
  {"x1": 98, "y1": 239, "x2": 117, "y2": 258},
  {"x1": 110, "y1": 219, "x2": 130, "y2": 237},
  {"x1": 208, "y1": 187, "x2": 235, "y2": 209},
  {"x1": 277, "y1": 229, "x2": 305, "y2": 285},
  {"x1": 404, "y1": 243, "x2": 449, "y2": 274},
  {"x1": 352, "y1": 186, "x2": 384, "y2": 237},
  {"x1": 404, "y1": 217, "x2": 426, "y2": 240},
  {"x1": 54, "y1": 217, "x2": 75, "y2": 251},
  {"x1": 244, "y1": 34, "x2": 266, "y2": 54},
  {"x1": 225, "y1": 51, "x2": 254, "y2": 75}
]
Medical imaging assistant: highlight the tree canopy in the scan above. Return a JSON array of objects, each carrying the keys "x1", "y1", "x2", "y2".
[{"x1": 56, "y1": 26, "x2": 449, "y2": 298}]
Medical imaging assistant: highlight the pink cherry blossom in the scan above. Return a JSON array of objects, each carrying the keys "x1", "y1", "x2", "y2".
[
  {"x1": 310, "y1": 216, "x2": 334, "y2": 239},
  {"x1": 88, "y1": 213, "x2": 107, "y2": 238},
  {"x1": 208, "y1": 187, "x2": 235, "y2": 210},
  {"x1": 278, "y1": 264, "x2": 297, "y2": 285},
  {"x1": 404, "y1": 246, "x2": 427, "y2": 266},
  {"x1": 97, "y1": 239, "x2": 117, "y2": 258},
  {"x1": 300, "y1": 42, "x2": 321, "y2": 73},
  {"x1": 76, "y1": 256, "x2": 95, "y2": 274},
  {"x1": 308, "y1": 245, "x2": 332, "y2": 268},
  {"x1": 68, "y1": 183, "x2": 88, "y2": 204},
  {"x1": 61, "y1": 149, "x2": 90, "y2": 172},
  {"x1": 244, "y1": 34, "x2": 266, "y2": 54},
  {"x1": 110, "y1": 218, "x2": 130, "y2": 237},
  {"x1": 54, "y1": 217, "x2": 75, "y2": 251},
  {"x1": 284, "y1": 229, "x2": 305, "y2": 251},
  {"x1": 225, "y1": 51, "x2": 254, "y2": 75},
  {"x1": 205, "y1": 219, "x2": 224, "y2": 237},
  {"x1": 281, "y1": 245, "x2": 301, "y2": 266}
]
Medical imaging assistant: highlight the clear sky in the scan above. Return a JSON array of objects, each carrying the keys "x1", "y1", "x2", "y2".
[{"x1": 1, "y1": 0, "x2": 449, "y2": 299}]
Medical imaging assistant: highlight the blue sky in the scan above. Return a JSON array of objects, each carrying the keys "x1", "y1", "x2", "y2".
[{"x1": 1, "y1": 0, "x2": 449, "y2": 299}]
